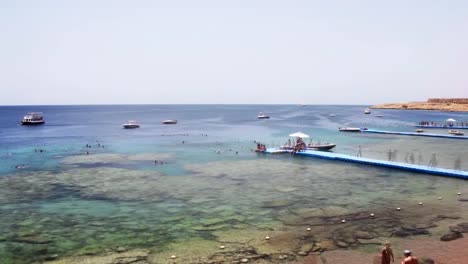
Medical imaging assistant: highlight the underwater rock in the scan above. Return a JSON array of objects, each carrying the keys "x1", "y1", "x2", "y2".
[
  {"x1": 449, "y1": 226, "x2": 465, "y2": 233},
  {"x1": 11, "y1": 236, "x2": 53, "y2": 244},
  {"x1": 458, "y1": 198, "x2": 468, "y2": 202},
  {"x1": 45, "y1": 249, "x2": 150, "y2": 264},
  {"x1": 456, "y1": 222, "x2": 468, "y2": 232},
  {"x1": 334, "y1": 240, "x2": 349, "y2": 248},
  {"x1": 440, "y1": 231, "x2": 463, "y2": 241},
  {"x1": 357, "y1": 238, "x2": 382, "y2": 245},
  {"x1": 392, "y1": 227, "x2": 429, "y2": 237},
  {"x1": 353, "y1": 231, "x2": 373, "y2": 240},
  {"x1": 261, "y1": 200, "x2": 293, "y2": 208},
  {"x1": 420, "y1": 257, "x2": 435, "y2": 264},
  {"x1": 436, "y1": 214, "x2": 461, "y2": 220}
]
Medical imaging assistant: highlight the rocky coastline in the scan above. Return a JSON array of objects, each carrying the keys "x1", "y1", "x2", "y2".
[{"x1": 371, "y1": 98, "x2": 468, "y2": 112}]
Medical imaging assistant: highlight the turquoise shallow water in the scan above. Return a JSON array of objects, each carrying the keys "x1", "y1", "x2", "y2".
[{"x1": 0, "y1": 105, "x2": 467, "y2": 263}]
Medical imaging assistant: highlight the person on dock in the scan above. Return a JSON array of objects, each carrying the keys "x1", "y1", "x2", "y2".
[
  {"x1": 357, "y1": 145, "x2": 362, "y2": 157},
  {"x1": 401, "y1": 250, "x2": 418, "y2": 264},
  {"x1": 380, "y1": 241, "x2": 394, "y2": 264}
]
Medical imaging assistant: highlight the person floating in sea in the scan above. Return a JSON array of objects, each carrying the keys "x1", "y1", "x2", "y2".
[
  {"x1": 380, "y1": 241, "x2": 394, "y2": 264},
  {"x1": 401, "y1": 250, "x2": 418, "y2": 264}
]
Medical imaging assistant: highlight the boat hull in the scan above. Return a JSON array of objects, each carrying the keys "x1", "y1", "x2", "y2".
[
  {"x1": 123, "y1": 125, "x2": 140, "y2": 129},
  {"x1": 21, "y1": 121, "x2": 45, "y2": 125},
  {"x1": 162, "y1": 120, "x2": 177, "y2": 124}
]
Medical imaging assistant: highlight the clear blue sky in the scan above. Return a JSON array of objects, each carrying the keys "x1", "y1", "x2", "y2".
[{"x1": 1, "y1": 0, "x2": 467, "y2": 105}]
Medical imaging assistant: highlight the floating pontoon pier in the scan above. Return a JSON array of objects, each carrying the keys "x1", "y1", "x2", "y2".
[
  {"x1": 361, "y1": 129, "x2": 468, "y2": 140},
  {"x1": 263, "y1": 149, "x2": 468, "y2": 179}
]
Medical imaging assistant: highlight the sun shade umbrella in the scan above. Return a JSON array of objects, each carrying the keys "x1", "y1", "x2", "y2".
[{"x1": 288, "y1": 132, "x2": 310, "y2": 138}]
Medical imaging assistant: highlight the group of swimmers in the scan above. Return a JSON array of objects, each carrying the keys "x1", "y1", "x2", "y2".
[{"x1": 255, "y1": 143, "x2": 267, "y2": 152}]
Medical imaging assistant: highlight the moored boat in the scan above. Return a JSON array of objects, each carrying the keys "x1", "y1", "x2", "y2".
[
  {"x1": 257, "y1": 112, "x2": 270, "y2": 119},
  {"x1": 122, "y1": 120, "x2": 140, "y2": 129},
  {"x1": 448, "y1": 130, "x2": 464, "y2": 136},
  {"x1": 21, "y1": 112, "x2": 45, "y2": 125},
  {"x1": 338, "y1": 127, "x2": 361, "y2": 132},
  {"x1": 162, "y1": 120, "x2": 177, "y2": 124},
  {"x1": 307, "y1": 143, "x2": 336, "y2": 151},
  {"x1": 364, "y1": 108, "x2": 371, "y2": 114}
]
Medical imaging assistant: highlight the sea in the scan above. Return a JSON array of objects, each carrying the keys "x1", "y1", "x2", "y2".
[{"x1": 0, "y1": 105, "x2": 467, "y2": 264}]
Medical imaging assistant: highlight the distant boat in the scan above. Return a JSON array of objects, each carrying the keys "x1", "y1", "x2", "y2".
[
  {"x1": 448, "y1": 130, "x2": 464, "y2": 136},
  {"x1": 364, "y1": 108, "x2": 371, "y2": 114},
  {"x1": 257, "y1": 112, "x2": 270, "y2": 119},
  {"x1": 375, "y1": 114, "x2": 383, "y2": 118},
  {"x1": 21, "y1": 112, "x2": 45, "y2": 125},
  {"x1": 122, "y1": 120, "x2": 140, "y2": 129},
  {"x1": 416, "y1": 129, "x2": 424, "y2": 133},
  {"x1": 339, "y1": 127, "x2": 361, "y2": 132},
  {"x1": 329, "y1": 114, "x2": 336, "y2": 117},
  {"x1": 162, "y1": 120, "x2": 177, "y2": 124}
]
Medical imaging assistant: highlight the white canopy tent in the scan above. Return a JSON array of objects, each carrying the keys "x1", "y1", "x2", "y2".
[{"x1": 289, "y1": 132, "x2": 310, "y2": 138}]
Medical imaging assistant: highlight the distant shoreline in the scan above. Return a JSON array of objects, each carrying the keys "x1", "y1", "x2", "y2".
[{"x1": 372, "y1": 99, "x2": 468, "y2": 112}]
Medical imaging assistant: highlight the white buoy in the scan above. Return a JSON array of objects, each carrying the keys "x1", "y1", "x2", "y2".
[
  {"x1": 370, "y1": 213, "x2": 375, "y2": 217},
  {"x1": 219, "y1": 245, "x2": 225, "y2": 249},
  {"x1": 418, "y1": 202, "x2": 423, "y2": 205},
  {"x1": 341, "y1": 219, "x2": 346, "y2": 223},
  {"x1": 306, "y1": 227, "x2": 311, "y2": 231},
  {"x1": 397, "y1": 207, "x2": 401, "y2": 211},
  {"x1": 170, "y1": 255, "x2": 177, "y2": 259},
  {"x1": 265, "y1": 236, "x2": 270, "y2": 240},
  {"x1": 438, "y1": 197, "x2": 443, "y2": 200},
  {"x1": 241, "y1": 258, "x2": 248, "y2": 263},
  {"x1": 458, "y1": 192, "x2": 461, "y2": 195}
]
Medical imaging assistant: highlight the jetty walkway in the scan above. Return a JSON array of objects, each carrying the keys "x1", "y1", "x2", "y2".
[
  {"x1": 361, "y1": 129, "x2": 468, "y2": 140},
  {"x1": 263, "y1": 149, "x2": 468, "y2": 179}
]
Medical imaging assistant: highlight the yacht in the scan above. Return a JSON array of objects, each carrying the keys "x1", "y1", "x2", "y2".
[
  {"x1": 257, "y1": 112, "x2": 270, "y2": 119},
  {"x1": 364, "y1": 108, "x2": 371, "y2": 114},
  {"x1": 448, "y1": 130, "x2": 464, "y2": 136},
  {"x1": 21, "y1": 112, "x2": 45, "y2": 125},
  {"x1": 122, "y1": 120, "x2": 140, "y2": 129},
  {"x1": 338, "y1": 127, "x2": 362, "y2": 132},
  {"x1": 162, "y1": 120, "x2": 177, "y2": 124}
]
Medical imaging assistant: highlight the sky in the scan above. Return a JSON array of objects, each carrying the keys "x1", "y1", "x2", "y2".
[{"x1": 0, "y1": 0, "x2": 467, "y2": 105}]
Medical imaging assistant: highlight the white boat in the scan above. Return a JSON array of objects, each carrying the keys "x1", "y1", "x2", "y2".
[
  {"x1": 21, "y1": 112, "x2": 45, "y2": 125},
  {"x1": 307, "y1": 143, "x2": 336, "y2": 151},
  {"x1": 122, "y1": 120, "x2": 140, "y2": 129},
  {"x1": 448, "y1": 130, "x2": 464, "y2": 136},
  {"x1": 329, "y1": 114, "x2": 336, "y2": 117},
  {"x1": 162, "y1": 119, "x2": 177, "y2": 124},
  {"x1": 338, "y1": 127, "x2": 361, "y2": 132},
  {"x1": 257, "y1": 112, "x2": 270, "y2": 119},
  {"x1": 364, "y1": 108, "x2": 371, "y2": 114}
]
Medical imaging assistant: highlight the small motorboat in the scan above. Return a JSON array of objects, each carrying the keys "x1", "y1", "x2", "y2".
[
  {"x1": 448, "y1": 130, "x2": 464, "y2": 136},
  {"x1": 364, "y1": 108, "x2": 371, "y2": 114},
  {"x1": 415, "y1": 129, "x2": 424, "y2": 133},
  {"x1": 338, "y1": 127, "x2": 361, "y2": 132},
  {"x1": 307, "y1": 143, "x2": 336, "y2": 151},
  {"x1": 162, "y1": 120, "x2": 177, "y2": 124},
  {"x1": 21, "y1": 112, "x2": 45, "y2": 125},
  {"x1": 122, "y1": 120, "x2": 140, "y2": 129},
  {"x1": 257, "y1": 112, "x2": 270, "y2": 119}
]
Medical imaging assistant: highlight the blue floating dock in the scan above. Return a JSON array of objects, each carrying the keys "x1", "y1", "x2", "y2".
[
  {"x1": 415, "y1": 125, "x2": 468, "y2": 130},
  {"x1": 263, "y1": 149, "x2": 468, "y2": 179},
  {"x1": 361, "y1": 129, "x2": 468, "y2": 140}
]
